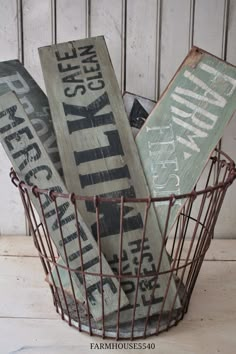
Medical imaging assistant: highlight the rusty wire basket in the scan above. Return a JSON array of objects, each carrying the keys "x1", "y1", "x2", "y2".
[{"x1": 10, "y1": 149, "x2": 236, "y2": 340}]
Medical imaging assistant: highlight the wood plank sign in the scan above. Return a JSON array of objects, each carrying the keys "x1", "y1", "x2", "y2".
[
  {"x1": 39, "y1": 36, "x2": 180, "y2": 323},
  {"x1": 0, "y1": 91, "x2": 128, "y2": 321},
  {"x1": 0, "y1": 60, "x2": 63, "y2": 178},
  {"x1": 136, "y1": 47, "x2": 236, "y2": 235},
  {"x1": 123, "y1": 92, "x2": 156, "y2": 136}
]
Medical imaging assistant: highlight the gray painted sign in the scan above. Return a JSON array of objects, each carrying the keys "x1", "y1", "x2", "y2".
[
  {"x1": 136, "y1": 47, "x2": 236, "y2": 234},
  {"x1": 0, "y1": 60, "x2": 63, "y2": 178},
  {"x1": 0, "y1": 91, "x2": 128, "y2": 321},
  {"x1": 39, "y1": 36, "x2": 180, "y2": 322}
]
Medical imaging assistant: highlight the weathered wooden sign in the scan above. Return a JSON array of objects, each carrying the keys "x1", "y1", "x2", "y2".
[
  {"x1": 39, "y1": 36, "x2": 180, "y2": 322},
  {"x1": 0, "y1": 59, "x2": 63, "y2": 178},
  {"x1": 123, "y1": 92, "x2": 156, "y2": 136},
  {"x1": 0, "y1": 91, "x2": 129, "y2": 321},
  {"x1": 136, "y1": 47, "x2": 236, "y2": 234}
]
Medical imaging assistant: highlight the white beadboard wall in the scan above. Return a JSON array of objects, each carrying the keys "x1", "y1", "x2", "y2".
[{"x1": 0, "y1": 0, "x2": 235, "y2": 237}]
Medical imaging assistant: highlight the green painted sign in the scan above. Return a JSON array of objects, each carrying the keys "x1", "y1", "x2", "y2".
[{"x1": 136, "y1": 47, "x2": 236, "y2": 234}]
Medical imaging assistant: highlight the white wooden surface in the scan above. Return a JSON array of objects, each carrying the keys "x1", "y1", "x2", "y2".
[
  {"x1": 0, "y1": 236, "x2": 235, "y2": 353},
  {"x1": 0, "y1": 0, "x2": 235, "y2": 237}
]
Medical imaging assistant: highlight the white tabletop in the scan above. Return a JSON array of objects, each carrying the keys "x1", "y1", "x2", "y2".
[{"x1": 0, "y1": 236, "x2": 236, "y2": 354}]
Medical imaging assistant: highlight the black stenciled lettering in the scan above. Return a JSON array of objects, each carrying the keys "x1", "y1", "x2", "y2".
[
  {"x1": 11, "y1": 144, "x2": 41, "y2": 171},
  {"x1": 62, "y1": 71, "x2": 83, "y2": 83},
  {"x1": 58, "y1": 62, "x2": 80, "y2": 73},
  {"x1": 4, "y1": 126, "x2": 33, "y2": 151},
  {"x1": 79, "y1": 164, "x2": 130, "y2": 189},
  {"x1": 44, "y1": 201, "x2": 75, "y2": 231},
  {"x1": 55, "y1": 47, "x2": 77, "y2": 61},
  {"x1": 0, "y1": 105, "x2": 24, "y2": 134},
  {"x1": 25, "y1": 165, "x2": 52, "y2": 185},
  {"x1": 88, "y1": 80, "x2": 105, "y2": 91},
  {"x1": 68, "y1": 244, "x2": 94, "y2": 262},
  {"x1": 141, "y1": 291, "x2": 163, "y2": 307},
  {"x1": 84, "y1": 278, "x2": 117, "y2": 306},
  {"x1": 64, "y1": 85, "x2": 86, "y2": 97},
  {"x1": 74, "y1": 130, "x2": 123, "y2": 166},
  {"x1": 64, "y1": 92, "x2": 114, "y2": 133},
  {"x1": 86, "y1": 72, "x2": 103, "y2": 81},
  {"x1": 83, "y1": 63, "x2": 100, "y2": 74},
  {"x1": 31, "y1": 117, "x2": 63, "y2": 176},
  {"x1": 79, "y1": 45, "x2": 98, "y2": 64},
  {"x1": 41, "y1": 186, "x2": 62, "y2": 210},
  {"x1": 85, "y1": 186, "x2": 143, "y2": 239},
  {"x1": 128, "y1": 238, "x2": 150, "y2": 254}
]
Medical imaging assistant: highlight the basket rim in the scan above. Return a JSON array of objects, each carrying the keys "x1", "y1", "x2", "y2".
[{"x1": 9, "y1": 149, "x2": 236, "y2": 204}]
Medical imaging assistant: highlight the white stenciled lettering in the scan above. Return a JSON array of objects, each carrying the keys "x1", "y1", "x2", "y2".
[
  {"x1": 177, "y1": 70, "x2": 227, "y2": 108},
  {"x1": 171, "y1": 94, "x2": 218, "y2": 131},
  {"x1": 172, "y1": 116, "x2": 208, "y2": 152},
  {"x1": 198, "y1": 63, "x2": 236, "y2": 96}
]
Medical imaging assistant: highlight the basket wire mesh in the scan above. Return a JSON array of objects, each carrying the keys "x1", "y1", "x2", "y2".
[{"x1": 10, "y1": 149, "x2": 236, "y2": 340}]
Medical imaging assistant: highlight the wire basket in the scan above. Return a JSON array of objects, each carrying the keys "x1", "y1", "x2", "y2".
[{"x1": 10, "y1": 149, "x2": 236, "y2": 340}]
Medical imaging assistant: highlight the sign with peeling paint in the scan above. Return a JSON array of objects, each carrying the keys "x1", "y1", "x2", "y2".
[{"x1": 136, "y1": 47, "x2": 236, "y2": 234}]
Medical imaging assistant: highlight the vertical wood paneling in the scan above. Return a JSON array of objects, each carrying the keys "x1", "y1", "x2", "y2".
[
  {"x1": 0, "y1": 0, "x2": 18, "y2": 61},
  {"x1": 160, "y1": 0, "x2": 191, "y2": 95},
  {"x1": 0, "y1": 1, "x2": 26, "y2": 235},
  {"x1": 126, "y1": 0, "x2": 157, "y2": 99},
  {"x1": 0, "y1": 145, "x2": 26, "y2": 235},
  {"x1": 90, "y1": 0, "x2": 123, "y2": 87},
  {"x1": 57, "y1": 0, "x2": 87, "y2": 42},
  {"x1": 193, "y1": 0, "x2": 225, "y2": 56},
  {"x1": 227, "y1": 0, "x2": 236, "y2": 65},
  {"x1": 23, "y1": 0, "x2": 52, "y2": 90}
]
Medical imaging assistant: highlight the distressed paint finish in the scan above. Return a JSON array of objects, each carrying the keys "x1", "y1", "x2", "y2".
[
  {"x1": 0, "y1": 60, "x2": 63, "y2": 177},
  {"x1": 39, "y1": 36, "x2": 180, "y2": 322},
  {"x1": 136, "y1": 47, "x2": 236, "y2": 234},
  {"x1": 0, "y1": 92, "x2": 128, "y2": 320}
]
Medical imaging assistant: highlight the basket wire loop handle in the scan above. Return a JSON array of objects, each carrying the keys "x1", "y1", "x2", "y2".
[
  {"x1": 116, "y1": 195, "x2": 125, "y2": 340},
  {"x1": 37, "y1": 190, "x2": 66, "y2": 320},
  {"x1": 53, "y1": 194, "x2": 74, "y2": 327},
  {"x1": 166, "y1": 190, "x2": 206, "y2": 328},
  {"x1": 185, "y1": 185, "x2": 228, "y2": 313},
  {"x1": 130, "y1": 197, "x2": 152, "y2": 340},
  {"x1": 94, "y1": 195, "x2": 105, "y2": 338},
  {"x1": 67, "y1": 193, "x2": 82, "y2": 331},
  {"x1": 143, "y1": 195, "x2": 173, "y2": 338},
  {"x1": 73, "y1": 196, "x2": 92, "y2": 335}
]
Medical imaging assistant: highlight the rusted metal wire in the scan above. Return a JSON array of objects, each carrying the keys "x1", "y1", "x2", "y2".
[{"x1": 9, "y1": 149, "x2": 236, "y2": 340}]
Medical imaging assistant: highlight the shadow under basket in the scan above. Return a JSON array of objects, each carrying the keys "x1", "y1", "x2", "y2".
[{"x1": 10, "y1": 149, "x2": 236, "y2": 340}]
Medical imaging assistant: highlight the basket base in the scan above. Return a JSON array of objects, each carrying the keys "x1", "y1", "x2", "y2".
[{"x1": 53, "y1": 279, "x2": 186, "y2": 339}]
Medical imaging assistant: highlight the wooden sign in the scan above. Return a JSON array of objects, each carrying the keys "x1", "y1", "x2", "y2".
[
  {"x1": 136, "y1": 47, "x2": 236, "y2": 234},
  {"x1": 0, "y1": 60, "x2": 63, "y2": 177},
  {"x1": 123, "y1": 92, "x2": 156, "y2": 136},
  {"x1": 39, "y1": 36, "x2": 180, "y2": 323},
  {"x1": 0, "y1": 91, "x2": 128, "y2": 321}
]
